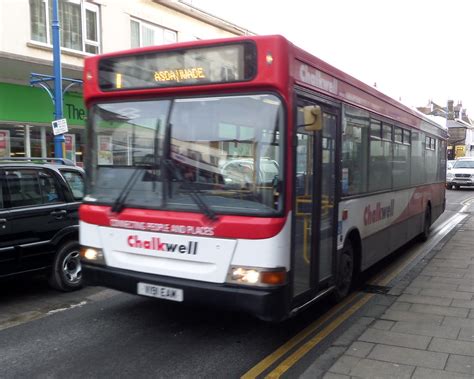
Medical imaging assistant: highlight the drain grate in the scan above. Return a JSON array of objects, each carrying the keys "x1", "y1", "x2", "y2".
[{"x1": 363, "y1": 284, "x2": 392, "y2": 294}]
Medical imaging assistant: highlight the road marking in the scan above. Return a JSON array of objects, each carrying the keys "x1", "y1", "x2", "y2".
[
  {"x1": 241, "y1": 293, "x2": 359, "y2": 379},
  {"x1": 460, "y1": 196, "x2": 474, "y2": 213},
  {"x1": 244, "y1": 212, "x2": 467, "y2": 378},
  {"x1": 47, "y1": 301, "x2": 88, "y2": 315},
  {"x1": 264, "y1": 294, "x2": 373, "y2": 378}
]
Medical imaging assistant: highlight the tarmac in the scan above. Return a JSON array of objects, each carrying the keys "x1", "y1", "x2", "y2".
[{"x1": 301, "y1": 213, "x2": 474, "y2": 379}]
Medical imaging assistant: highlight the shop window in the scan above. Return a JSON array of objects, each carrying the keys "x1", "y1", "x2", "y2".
[
  {"x1": 0, "y1": 125, "x2": 26, "y2": 158},
  {"x1": 46, "y1": 126, "x2": 85, "y2": 165},
  {"x1": 130, "y1": 18, "x2": 177, "y2": 48},
  {"x1": 29, "y1": 0, "x2": 100, "y2": 54}
]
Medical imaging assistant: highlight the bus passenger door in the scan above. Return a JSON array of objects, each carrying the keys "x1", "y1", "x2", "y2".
[{"x1": 292, "y1": 98, "x2": 338, "y2": 303}]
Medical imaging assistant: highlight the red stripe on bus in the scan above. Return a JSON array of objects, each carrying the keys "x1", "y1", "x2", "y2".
[{"x1": 79, "y1": 204, "x2": 286, "y2": 240}]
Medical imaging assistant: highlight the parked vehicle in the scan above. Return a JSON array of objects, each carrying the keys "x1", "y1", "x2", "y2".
[
  {"x1": 0, "y1": 157, "x2": 85, "y2": 290},
  {"x1": 446, "y1": 157, "x2": 474, "y2": 189}
]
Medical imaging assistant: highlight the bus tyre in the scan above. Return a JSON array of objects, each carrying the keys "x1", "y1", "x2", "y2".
[
  {"x1": 332, "y1": 240, "x2": 354, "y2": 303},
  {"x1": 49, "y1": 241, "x2": 83, "y2": 292},
  {"x1": 419, "y1": 207, "x2": 431, "y2": 242}
]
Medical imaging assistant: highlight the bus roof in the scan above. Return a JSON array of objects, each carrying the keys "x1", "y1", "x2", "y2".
[{"x1": 83, "y1": 34, "x2": 446, "y2": 133}]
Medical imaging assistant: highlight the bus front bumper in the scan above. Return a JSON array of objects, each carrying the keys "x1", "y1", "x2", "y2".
[{"x1": 82, "y1": 263, "x2": 290, "y2": 322}]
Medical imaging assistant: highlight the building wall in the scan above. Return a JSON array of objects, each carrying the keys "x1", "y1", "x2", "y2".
[
  {"x1": 0, "y1": 0, "x2": 250, "y2": 162},
  {"x1": 1, "y1": 0, "x2": 247, "y2": 71}
]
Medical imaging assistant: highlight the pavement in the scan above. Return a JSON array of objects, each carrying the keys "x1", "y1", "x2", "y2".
[{"x1": 301, "y1": 214, "x2": 474, "y2": 379}]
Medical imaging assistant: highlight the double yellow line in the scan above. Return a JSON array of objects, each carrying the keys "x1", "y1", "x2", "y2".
[
  {"x1": 242, "y1": 222, "x2": 449, "y2": 378},
  {"x1": 242, "y1": 292, "x2": 373, "y2": 378}
]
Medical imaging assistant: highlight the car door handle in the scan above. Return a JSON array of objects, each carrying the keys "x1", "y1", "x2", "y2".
[{"x1": 50, "y1": 210, "x2": 67, "y2": 218}]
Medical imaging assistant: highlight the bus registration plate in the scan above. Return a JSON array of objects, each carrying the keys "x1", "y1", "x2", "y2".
[{"x1": 137, "y1": 283, "x2": 183, "y2": 302}]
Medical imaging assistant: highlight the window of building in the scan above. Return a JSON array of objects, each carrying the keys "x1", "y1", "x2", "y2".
[
  {"x1": 130, "y1": 18, "x2": 177, "y2": 48},
  {"x1": 29, "y1": 0, "x2": 100, "y2": 54},
  {"x1": 0, "y1": 125, "x2": 25, "y2": 158}
]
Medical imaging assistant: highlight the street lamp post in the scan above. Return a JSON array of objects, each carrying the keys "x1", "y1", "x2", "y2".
[{"x1": 52, "y1": 0, "x2": 65, "y2": 158}]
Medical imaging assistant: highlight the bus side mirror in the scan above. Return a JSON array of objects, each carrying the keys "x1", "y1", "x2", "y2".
[{"x1": 303, "y1": 105, "x2": 322, "y2": 131}]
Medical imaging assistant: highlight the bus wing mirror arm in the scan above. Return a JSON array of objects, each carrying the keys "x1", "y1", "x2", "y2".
[{"x1": 301, "y1": 105, "x2": 322, "y2": 131}]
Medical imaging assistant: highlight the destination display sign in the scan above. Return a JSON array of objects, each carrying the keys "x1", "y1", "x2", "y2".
[{"x1": 98, "y1": 43, "x2": 257, "y2": 91}]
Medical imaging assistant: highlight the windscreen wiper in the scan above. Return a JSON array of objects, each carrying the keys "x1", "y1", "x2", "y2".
[
  {"x1": 111, "y1": 156, "x2": 156, "y2": 213},
  {"x1": 111, "y1": 167, "x2": 145, "y2": 213},
  {"x1": 163, "y1": 158, "x2": 218, "y2": 221}
]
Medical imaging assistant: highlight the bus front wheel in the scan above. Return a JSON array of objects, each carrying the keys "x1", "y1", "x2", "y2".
[{"x1": 332, "y1": 240, "x2": 354, "y2": 302}]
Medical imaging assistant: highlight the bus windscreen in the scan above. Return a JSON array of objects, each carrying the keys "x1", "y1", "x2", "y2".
[{"x1": 98, "y1": 42, "x2": 257, "y2": 91}]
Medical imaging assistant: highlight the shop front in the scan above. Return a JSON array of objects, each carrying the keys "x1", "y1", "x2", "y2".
[{"x1": 0, "y1": 82, "x2": 86, "y2": 165}]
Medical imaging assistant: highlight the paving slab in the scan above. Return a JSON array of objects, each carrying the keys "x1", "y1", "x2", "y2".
[
  {"x1": 391, "y1": 321, "x2": 460, "y2": 339},
  {"x1": 412, "y1": 367, "x2": 474, "y2": 379},
  {"x1": 409, "y1": 304, "x2": 469, "y2": 318},
  {"x1": 367, "y1": 344, "x2": 448, "y2": 370},
  {"x1": 397, "y1": 294, "x2": 452, "y2": 306},
  {"x1": 458, "y1": 326, "x2": 474, "y2": 342},
  {"x1": 358, "y1": 328, "x2": 431, "y2": 350},
  {"x1": 419, "y1": 288, "x2": 473, "y2": 300},
  {"x1": 428, "y1": 337, "x2": 474, "y2": 356},
  {"x1": 442, "y1": 316, "x2": 474, "y2": 329},
  {"x1": 345, "y1": 341, "x2": 375, "y2": 358},
  {"x1": 445, "y1": 354, "x2": 474, "y2": 375},
  {"x1": 347, "y1": 358, "x2": 414, "y2": 379},
  {"x1": 381, "y1": 309, "x2": 443, "y2": 324},
  {"x1": 452, "y1": 299, "x2": 474, "y2": 309}
]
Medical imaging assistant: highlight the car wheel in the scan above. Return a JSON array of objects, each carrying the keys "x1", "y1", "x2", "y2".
[
  {"x1": 49, "y1": 240, "x2": 83, "y2": 291},
  {"x1": 419, "y1": 206, "x2": 431, "y2": 242},
  {"x1": 446, "y1": 184, "x2": 453, "y2": 189},
  {"x1": 332, "y1": 240, "x2": 354, "y2": 303}
]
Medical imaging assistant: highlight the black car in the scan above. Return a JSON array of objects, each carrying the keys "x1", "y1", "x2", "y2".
[{"x1": 0, "y1": 157, "x2": 85, "y2": 291}]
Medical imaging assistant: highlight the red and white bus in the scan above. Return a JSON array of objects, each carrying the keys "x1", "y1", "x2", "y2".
[{"x1": 80, "y1": 35, "x2": 447, "y2": 321}]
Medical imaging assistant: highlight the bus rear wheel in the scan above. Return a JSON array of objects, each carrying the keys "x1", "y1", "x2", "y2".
[
  {"x1": 419, "y1": 206, "x2": 431, "y2": 242},
  {"x1": 332, "y1": 240, "x2": 354, "y2": 302}
]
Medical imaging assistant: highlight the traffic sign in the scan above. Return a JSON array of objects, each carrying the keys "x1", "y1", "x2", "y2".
[{"x1": 52, "y1": 118, "x2": 68, "y2": 135}]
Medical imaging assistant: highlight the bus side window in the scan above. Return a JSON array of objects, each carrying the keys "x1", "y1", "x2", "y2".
[{"x1": 342, "y1": 105, "x2": 369, "y2": 196}]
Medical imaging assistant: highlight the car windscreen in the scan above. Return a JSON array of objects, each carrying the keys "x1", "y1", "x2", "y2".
[{"x1": 453, "y1": 160, "x2": 474, "y2": 169}]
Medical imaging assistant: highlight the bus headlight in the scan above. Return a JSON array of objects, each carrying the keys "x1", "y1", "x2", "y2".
[
  {"x1": 80, "y1": 246, "x2": 106, "y2": 265},
  {"x1": 227, "y1": 266, "x2": 287, "y2": 287}
]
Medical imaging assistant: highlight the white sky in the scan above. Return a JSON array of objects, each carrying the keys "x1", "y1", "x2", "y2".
[{"x1": 190, "y1": 0, "x2": 474, "y2": 115}]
